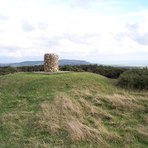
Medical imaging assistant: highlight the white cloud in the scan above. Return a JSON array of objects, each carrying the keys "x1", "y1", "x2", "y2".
[{"x1": 0, "y1": 0, "x2": 148, "y2": 65}]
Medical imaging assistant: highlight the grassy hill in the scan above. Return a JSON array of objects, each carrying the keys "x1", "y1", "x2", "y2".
[{"x1": 0, "y1": 72, "x2": 148, "y2": 147}]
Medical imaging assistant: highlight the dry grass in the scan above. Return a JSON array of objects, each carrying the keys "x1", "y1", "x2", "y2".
[
  {"x1": 38, "y1": 88, "x2": 148, "y2": 146},
  {"x1": 94, "y1": 93, "x2": 144, "y2": 111},
  {"x1": 39, "y1": 94, "x2": 82, "y2": 133},
  {"x1": 66, "y1": 119, "x2": 108, "y2": 145},
  {"x1": 2, "y1": 88, "x2": 147, "y2": 147},
  {"x1": 38, "y1": 93, "x2": 119, "y2": 146},
  {"x1": 137, "y1": 125, "x2": 148, "y2": 137},
  {"x1": 71, "y1": 88, "x2": 142, "y2": 109},
  {"x1": 1, "y1": 111, "x2": 33, "y2": 125}
]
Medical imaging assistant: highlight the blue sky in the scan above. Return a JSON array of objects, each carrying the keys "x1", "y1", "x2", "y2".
[{"x1": 0, "y1": 0, "x2": 148, "y2": 66}]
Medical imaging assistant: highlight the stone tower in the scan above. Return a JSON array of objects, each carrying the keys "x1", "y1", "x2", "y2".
[{"x1": 44, "y1": 53, "x2": 59, "y2": 72}]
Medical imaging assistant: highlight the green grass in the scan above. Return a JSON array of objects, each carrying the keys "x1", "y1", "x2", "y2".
[{"x1": 0, "y1": 72, "x2": 148, "y2": 147}]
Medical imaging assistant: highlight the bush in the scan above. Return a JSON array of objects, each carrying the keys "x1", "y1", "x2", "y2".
[
  {"x1": 117, "y1": 68, "x2": 148, "y2": 90},
  {"x1": 59, "y1": 65, "x2": 84, "y2": 72},
  {"x1": 18, "y1": 65, "x2": 44, "y2": 72},
  {"x1": 0, "y1": 64, "x2": 127, "y2": 78},
  {"x1": 60, "y1": 64, "x2": 127, "y2": 79},
  {"x1": 0, "y1": 66, "x2": 17, "y2": 75}
]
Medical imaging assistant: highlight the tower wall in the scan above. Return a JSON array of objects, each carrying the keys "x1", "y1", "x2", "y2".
[{"x1": 44, "y1": 53, "x2": 59, "y2": 72}]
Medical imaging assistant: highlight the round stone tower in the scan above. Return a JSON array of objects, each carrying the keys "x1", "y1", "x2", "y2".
[{"x1": 44, "y1": 53, "x2": 59, "y2": 72}]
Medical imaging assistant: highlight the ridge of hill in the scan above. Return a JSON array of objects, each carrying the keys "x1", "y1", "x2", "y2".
[
  {"x1": 0, "y1": 72, "x2": 148, "y2": 147},
  {"x1": 0, "y1": 59, "x2": 90, "y2": 67}
]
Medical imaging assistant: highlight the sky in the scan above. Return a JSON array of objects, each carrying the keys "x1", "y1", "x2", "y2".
[{"x1": 0, "y1": 0, "x2": 148, "y2": 66}]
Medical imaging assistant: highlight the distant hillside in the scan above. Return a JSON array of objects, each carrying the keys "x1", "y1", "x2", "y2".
[{"x1": 0, "y1": 59, "x2": 90, "y2": 67}]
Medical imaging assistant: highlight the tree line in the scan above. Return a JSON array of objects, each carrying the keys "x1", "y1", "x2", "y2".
[
  {"x1": 0, "y1": 64, "x2": 128, "y2": 79},
  {"x1": 1, "y1": 65, "x2": 147, "y2": 90}
]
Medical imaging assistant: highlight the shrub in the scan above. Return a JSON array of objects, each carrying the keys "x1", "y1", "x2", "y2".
[
  {"x1": 117, "y1": 68, "x2": 148, "y2": 90},
  {"x1": 18, "y1": 65, "x2": 44, "y2": 72},
  {"x1": 0, "y1": 64, "x2": 127, "y2": 78},
  {"x1": 60, "y1": 65, "x2": 127, "y2": 79},
  {"x1": 0, "y1": 66, "x2": 17, "y2": 75}
]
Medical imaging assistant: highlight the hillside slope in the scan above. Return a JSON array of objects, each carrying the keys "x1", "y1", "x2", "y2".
[{"x1": 0, "y1": 72, "x2": 148, "y2": 147}]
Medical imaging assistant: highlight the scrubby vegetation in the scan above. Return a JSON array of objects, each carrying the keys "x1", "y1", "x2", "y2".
[
  {"x1": 60, "y1": 64, "x2": 128, "y2": 78},
  {"x1": 117, "y1": 68, "x2": 148, "y2": 90},
  {"x1": 0, "y1": 72, "x2": 148, "y2": 147},
  {"x1": 1, "y1": 65, "x2": 148, "y2": 90},
  {"x1": 0, "y1": 64, "x2": 128, "y2": 79},
  {"x1": 0, "y1": 66, "x2": 17, "y2": 75}
]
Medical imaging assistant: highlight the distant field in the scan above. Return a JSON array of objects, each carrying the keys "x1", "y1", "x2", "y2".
[{"x1": 0, "y1": 72, "x2": 148, "y2": 147}]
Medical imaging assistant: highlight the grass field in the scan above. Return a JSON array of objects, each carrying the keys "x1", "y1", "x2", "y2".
[{"x1": 0, "y1": 72, "x2": 148, "y2": 147}]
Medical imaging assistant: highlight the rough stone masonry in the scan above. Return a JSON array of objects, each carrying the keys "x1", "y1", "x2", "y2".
[{"x1": 44, "y1": 53, "x2": 59, "y2": 72}]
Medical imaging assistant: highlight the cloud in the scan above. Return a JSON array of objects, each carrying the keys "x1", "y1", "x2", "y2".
[
  {"x1": 135, "y1": 33, "x2": 148, "y2": 45},
  {"x1": 69, "y1": 0, "x2": 97, "y2": 8},
  {"x1": 0, "y1": 45, "x2": 22, "y2": 58},
  {"x1": 0, "y1": 14, "x2": 9, "y2": 32},
  {"x1": 124, "y1": 23, "x2": 148, "y2": 46},
  {"x1": 22, "y1": 20, "x2": 35, "y2": 32},
  {"x1": 62, "y1": 33, "x2": 101, "y2": 45},
  {"x1": 38, "y1": 22, "x2": 48, "y2": 30},
  {"x1": 115, "y1": 22, "x2": 148, "y2": 47},
  {"x1": 69, "y1": 0, "x2": 118, "y2": 9},
  {"x1": 33, "y1": 36, "x2": 61, "y2": 50},
  {"x1": 0, "y1": 14, "x2": 8, "y2": 21},
  {"x1": 0, "y1": 0, "x2": 148, "y2": 65}
]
